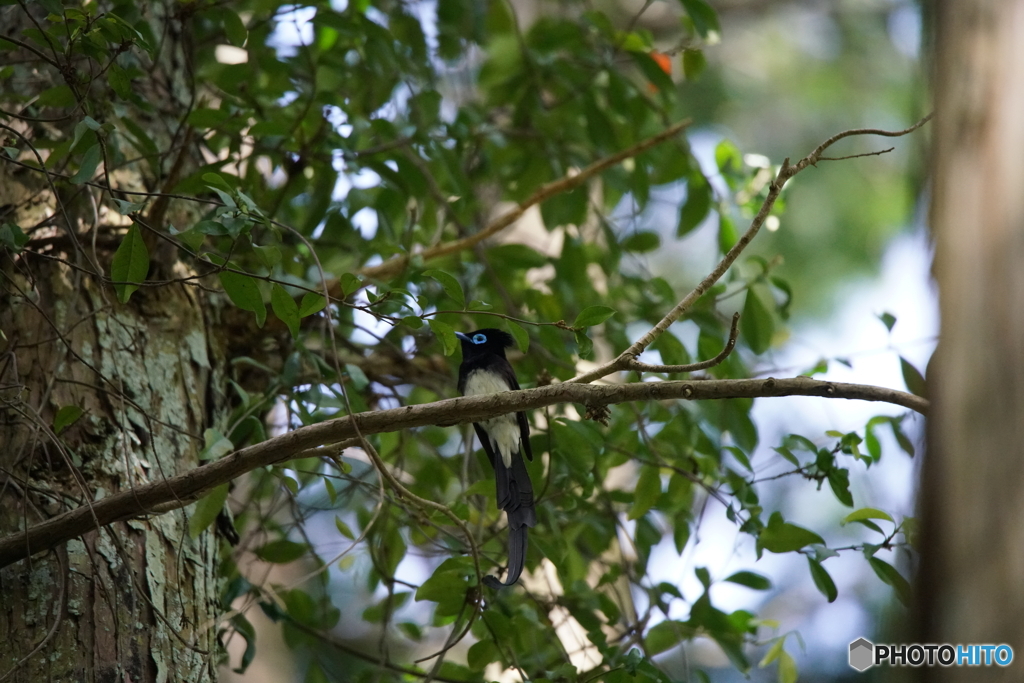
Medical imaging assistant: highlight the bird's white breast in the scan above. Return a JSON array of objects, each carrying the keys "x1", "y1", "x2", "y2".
[
  {"x1": 464, "y1": 369, "x2": 512, "y2": 398},
  {"x1": 464, "y1": 369, "x2": 519, "y2": 468}
]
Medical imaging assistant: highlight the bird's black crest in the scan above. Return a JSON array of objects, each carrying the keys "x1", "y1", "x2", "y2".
[{"x1": 457, "y1": 328, "x2": 515, "y2": 352}]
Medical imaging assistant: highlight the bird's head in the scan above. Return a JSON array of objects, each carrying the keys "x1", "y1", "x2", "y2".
[{"x1": 455, "y1": 328, "x2": 515, "y2": 358}]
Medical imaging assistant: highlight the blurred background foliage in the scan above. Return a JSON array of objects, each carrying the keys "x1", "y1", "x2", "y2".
[{"x1": 0, "y1": 0, "x2": 928, "y2": 681}]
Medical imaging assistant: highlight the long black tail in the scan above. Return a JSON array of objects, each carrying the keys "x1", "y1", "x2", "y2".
[{"x1": 484, "y1": 450, "x2": 536, "y2": 588}]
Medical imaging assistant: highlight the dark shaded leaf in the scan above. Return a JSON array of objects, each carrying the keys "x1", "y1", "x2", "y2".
[
  {"x1": 807, "y1": 557, "x2": 837, "y2": 602},
  {"x1": 724, "y1": 570, "x2": 772, "y2": 590},
  {"x1": 53, "y1": 405, "x2": 84, "y2": 434},
  {"x1": 111, "y1": 224, "x2": 150, "y2": 303},
  {"x1": 900, "y1": 356, "x2": 927, "y2": 397},
  {"x1": 219, "y1": 269, "x2": 266, "y2": 327},
  {"x1": 424, "y1": 269, "x2": 465, "y2": 309},
  {"x1": 271, "y1": 284, "x2": 300, "y2": 337},
  {"x1": 255, "y1": 539, "x2": 307, "y2": 563}
]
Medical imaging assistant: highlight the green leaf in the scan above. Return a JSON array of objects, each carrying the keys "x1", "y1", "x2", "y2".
[
  {"x1": 650, "y1": 331, "x2": 690, "y2": 367},
  {"x1": 622, "y1": 231, "x2": 661, "y2": 253},
  {"x1": 415, "y1": 557, "x2": 474, "y2": 615},
  {"x1": 680, "y1": 0, "x2": 721, "y2": 38},
  {"x1": 574, "y1": 305, "x2": 616, "y2": 328},
  {"x1": 878, "y1": 311, "x2": 897, "y2": 331},
  {"x1": 71, "y1": 143, "x2": 102, "y2": 184},
  {"x1": 646, "y1": 620, "x2": 693, "y2": 655},
  {"x1": 724, "y1": 570, "x2": 772, "y2": 591},
  {"x1": 202, "y1": 172, "x2": 234, "y2": 194},
  {"x1": 487, "y1": 244, "x2": 548, "y2": 269},
  {"x1": 71, "y1": 117, "x2": 100, "y2": 151},
  {"x1": 630, "y1": 50, "x2": 674, "y2": 92},
  {"x1": 253, "y1": 244, "x2": 281, "y2": 268},
  {"x1": 841, "y1": 508, "x2": 894, "y2": 526},
  {"x1": 53, "y1": 405, "x2": 84, "y2": 434},
  {"x1": 682, "y1": 48, "x2": 707, "y2": 80},
  {"x1": 758, "y1": 512, "x2": 824, "y2": 554},
  {"x1": 628, "y1": 465, "x2": 661, "y2": 520},
  {"x1": 111, "y1": 198, "x2": 146, "y2": 215},
  {"x1": 107, "y1": 63, "x2": 131, "y2": 99},
  {"x1": 772, "y1": 446, "x2": 800, "y2": 467},
  {"x1": 827, "y1": 467, "x2": 853, "y2": 507},
  {"x1": 339, "y1": 273, "x2": 362, "y2": 297},
  {"x1": 255, "y1": 539, "x2": 307, "y2": 563},
  {"x1": 891, "y1": 416, "x2": 916, "y2": 457},
  {"x1": 718, "y1": 214, "x2": 738, "y2": 252},
  {"x1": 423, "y1": 269, "x2": 465, "y2": 309},
  {"x1": 467, "y1": 639, "x2": 500, "y2": 671},
  {"x1": 111, "y1": 224, "x2": 150, "y2": 303},
  {"x1": 0, "y1": 222, "x2": 29, "y2": 252},
  {"x1": 742, "y1": 286, "x2": 774, "y2": 354},
  {"x1": 334, "y1": 516, "x2": 355, "y2": 540},
  {"x1": 345, "y1": 363, "x2": 369, "y2": 390},
  {"x1": 778, "y1": 650, "x2": 798, "y2": 683},
  {"x1": 36, "y1": 83, "x2": 75, "y2": 108},
  {"x1": 508, "y1": 321, "x2": 530, "y2": 353},
  {"x1": 429, "y1": 319, "x2": 458, "y2": 356},
  {"x1": 271, "y1": 284, "x2": 300, "y2": 337},
  {"x1": 807, "y1": 557, "x2": 837, "y2": 603},
  {"x1": 759, "y1": 638, "x2": 786, "y2": 667},
  {"x1": 230, "y1": 614, "x2": 257, "y2": 673},
  {"x1": 868, "y1": 557, "x2": 911, "y2": 606},
  {"x1": 678, "y1": 172, "x2": 711, "y2": 237},
  {"x1": 298, "y1": 291, "x2": 327, "y2": 317},
  {"x1": 900, "y1": 356, "x2": 927, "y2": 397},
  {"x1": 219, "y1": 269, "x2": 266, "y2": 327},
  {"x1": 222, "y1": 9, "x2": 247, "y2": 46},
  {"x1": 574, "y1": 329, "x2": 594, "y2": 359},
  {"x1": 189, "y1": 483, "x2": 229, "y2": 538},
  {"x1": 199, "y1": 428, "x2": 234, "y2": 460}
]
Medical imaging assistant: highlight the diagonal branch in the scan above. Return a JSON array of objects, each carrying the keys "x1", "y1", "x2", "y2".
[
  {"x1": 355, "y1": 119, "x2": 692, "y2": 282},
  {"x1": 0, "y1": 376, "x2": 926, "y2": 569},
  {"x1": 569, "y1": 114, "x2": 934, "y2": 385}
]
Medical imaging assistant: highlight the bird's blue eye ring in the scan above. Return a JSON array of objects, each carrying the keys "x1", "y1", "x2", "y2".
[{"x1": 472, "y1": 333, "x2": 487, "y2": 344}]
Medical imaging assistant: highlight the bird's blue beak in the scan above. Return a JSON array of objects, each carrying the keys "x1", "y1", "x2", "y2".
[{"x1": 455, "y1": 332, "x2": 471, "y2": 343}]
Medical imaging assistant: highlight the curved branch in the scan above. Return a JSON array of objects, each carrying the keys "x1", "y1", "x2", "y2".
[
  {"x1": 626, "y1": 312, "x2": 740, "y2": 374},
  {"x1": 0, "y1": 376, "x2": 926, "y2": 569},
  {"x1": 354, "y1": 119, "x2": 692, "y2": 282}
]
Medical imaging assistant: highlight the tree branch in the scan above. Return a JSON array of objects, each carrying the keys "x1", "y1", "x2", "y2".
[
  {"x1": 354, "y1": 119, "x2": 692, "y2": 282},
  {"x1": 569, "y1": 114, "x2": 934, "y2": 385},
  {"x1": 0, "y1": 376, "x2": 926, "y2": 568}
]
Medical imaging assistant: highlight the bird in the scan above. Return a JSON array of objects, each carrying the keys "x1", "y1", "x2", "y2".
[{"x1": 455, "y1": 328, "x2": 536, "y2": 588}]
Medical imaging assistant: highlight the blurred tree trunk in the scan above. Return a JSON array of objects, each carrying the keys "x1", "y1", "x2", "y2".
[
  {"x1": 919, "y1": 0, "x2": 1024, "y2": 678},
  {"x1": 0, "y1": 3, "x2": 224, "y2": 681}
]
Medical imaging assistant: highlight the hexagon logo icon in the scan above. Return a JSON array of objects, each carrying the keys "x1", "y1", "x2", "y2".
[{"x1": 849, "y1": 638, "x2": 874, "y2": 672}]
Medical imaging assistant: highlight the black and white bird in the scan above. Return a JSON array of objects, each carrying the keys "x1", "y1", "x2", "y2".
[{"x1": 455, "y1": 329, "x2": 536, "y2": 588}]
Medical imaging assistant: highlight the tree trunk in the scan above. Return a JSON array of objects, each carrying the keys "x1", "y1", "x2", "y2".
[
  {"x1": 0, "y1": 265, "x2": 223, "y2": 681},
  {"x1": 919, "y1": 0, "x2": 1024, "y2": 677},
  {"x1": 0, "y1": 3, "x2": 226, "y2": 680}
]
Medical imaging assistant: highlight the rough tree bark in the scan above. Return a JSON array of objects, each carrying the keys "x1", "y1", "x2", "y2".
[
  {"x1": 0, "y1": 2, "x2": 227, "y2": 681},
  {"x1": 919, "y1": 0, "x2": 1024, "y2": 678}
]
